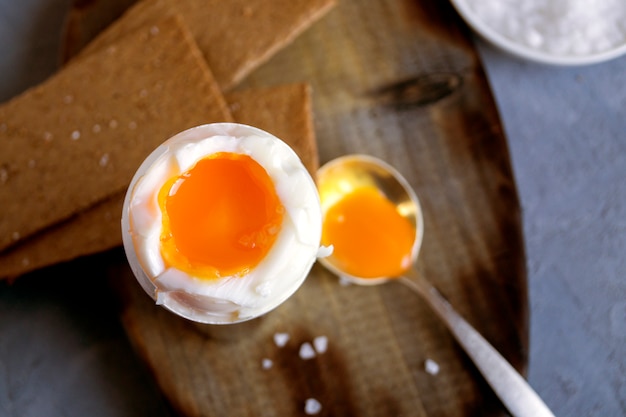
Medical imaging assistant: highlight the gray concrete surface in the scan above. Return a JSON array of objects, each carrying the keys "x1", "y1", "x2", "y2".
[{"x1": 476, "y1": 39, "x2": 626, "y2": 416}]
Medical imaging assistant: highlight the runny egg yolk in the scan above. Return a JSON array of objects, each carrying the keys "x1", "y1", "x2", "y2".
[
  {"x1": 321, "y1": 187, "x2": 415, "y2": 279},
  {"x1": 158, "y1": 152, "x2": 284, "y2": 280}
]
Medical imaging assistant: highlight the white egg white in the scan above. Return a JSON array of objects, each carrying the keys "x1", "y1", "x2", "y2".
[{"x1": 121, "y1": 123, "x2": 322, "y2": 324}]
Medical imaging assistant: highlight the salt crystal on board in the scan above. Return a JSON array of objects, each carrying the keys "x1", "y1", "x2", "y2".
[
  {"x1": 313, "y1": 336, "x2": 328, "y2": 354},
  {"x1": 273, "y1": 332, "x2": 290, "y2": 347},
  {"x1": 261, "y1": 358, "x2": 273, "y2": 370},
  {"x1": 304, "y1": 398, "x2": 322, "y2": 415},
  {"x1": 424, "y1": 358, "x2": 440, "y2": 375},
  {"x1": 299, "y1": 342, "x2": 316, "y2": 360}
]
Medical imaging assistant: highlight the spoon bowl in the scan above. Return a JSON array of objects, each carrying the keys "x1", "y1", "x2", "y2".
[
  {"x1": 316, "y1": 154, "x2": 555, "y2": 417},
  {"x1": 317, "y1": 154, "x2": 423, "y2": 285}
]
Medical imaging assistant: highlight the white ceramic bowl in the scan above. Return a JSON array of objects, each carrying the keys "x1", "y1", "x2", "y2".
[{"x1": 449, "y1": 0, "x2": 626, "y2": 66}]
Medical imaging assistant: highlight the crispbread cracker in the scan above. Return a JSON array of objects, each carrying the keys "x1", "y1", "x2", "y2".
[
  {"x1": 78, "y1": 0, "x2": 174, "y2": 57},
  {"x1": 77, "y1": 0, "x2": 336, "y2": 91},
  {"x1": 0, "y1": 84, "x2": 316, "y2": 279},
  {"x1": 155, "y1": 0, "x2": 336, "y2": 91},
  {"x1": 0, "y1": 15, "x2": 232, "y2": 253},
  {"x1": 0, "y1": 197, "x2": 124, "y2": 280},
  {"x1": 227, "y1": 84, "x2": 318, "y2": 176}
]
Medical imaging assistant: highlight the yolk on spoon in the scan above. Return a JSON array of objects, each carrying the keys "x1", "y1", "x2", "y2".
[
  {"x1": 321, "y1": 186, "x2": 415, "y2": 279},
  {"x1": 158, "y1": 152, "x2": 284, "y2": 280}
]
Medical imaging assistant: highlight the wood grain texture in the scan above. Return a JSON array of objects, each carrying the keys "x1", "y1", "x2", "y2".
[
  {"x1": 235, "y1": 0, "x2": 528, "y2": 415},
  {"x1": 63, "y1": 0, "x2": 528, "y2": 416}
]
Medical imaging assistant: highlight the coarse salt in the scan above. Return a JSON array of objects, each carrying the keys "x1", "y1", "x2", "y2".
[
  {"x1": 313, "y1": 336, "x2": 328, "y2": 354},
  {"x1": 304, "y1": 398, "x2": 322, "y2": 415},
  {"x1": 273, "y1": 332, "x2": 290, "y2": 347},
  {"x1": 465, "y1": 0, "x2": 626, "y2": 56},
  {"x1": 99, "y1": 154, "x2": 110, "y2": 167},
  {"x1": 261, "y1": 358, "x2": 273, "y2": 370},
  {"x1": 299, "y1": 342, "x2": 316, "y2": 360},
  {"x1": 424, "y1": 358, "x2": 440, "y2": 375}
]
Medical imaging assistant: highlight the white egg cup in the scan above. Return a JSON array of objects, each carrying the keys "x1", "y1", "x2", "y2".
[{"x1": 121, "y1": 123, "x2": 322, "y2": 325}]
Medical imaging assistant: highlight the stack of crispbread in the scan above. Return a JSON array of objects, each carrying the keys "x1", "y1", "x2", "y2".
[{"x1": 0, "y1": 0, "x2": 335, "y2": 279}]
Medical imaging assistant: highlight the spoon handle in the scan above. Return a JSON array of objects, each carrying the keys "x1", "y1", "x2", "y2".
[{"x1": 398, "y1": 272, "x2": 555, "y2": 417}]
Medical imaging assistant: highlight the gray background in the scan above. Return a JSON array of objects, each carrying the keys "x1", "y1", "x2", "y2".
[{"x1": 1, "y1": 0, "x2": 624, "y2": 416}]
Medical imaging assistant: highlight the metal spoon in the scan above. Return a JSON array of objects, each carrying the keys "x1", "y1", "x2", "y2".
[{"x1": 316, "y1": 154, "x2": 555, "y2": 417}]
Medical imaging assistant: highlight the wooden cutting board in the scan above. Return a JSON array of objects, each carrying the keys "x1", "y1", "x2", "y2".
[
  {"x1": 239, "y1": 4, "x2": 530, "y2": 412},
  {"x1": 63, "y1": 0, "x2": 528, "y2": 416}
]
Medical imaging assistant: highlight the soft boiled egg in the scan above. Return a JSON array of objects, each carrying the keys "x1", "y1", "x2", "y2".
[{"x1": 121, "y1": 123, "x2": 323, "y2": 324}]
